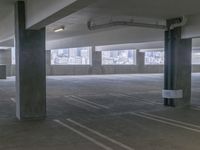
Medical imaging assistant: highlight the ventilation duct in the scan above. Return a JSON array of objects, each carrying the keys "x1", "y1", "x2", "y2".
[
  {"x1": 87, "y1": 20, "x2": 166, "y2": 31},
  {"x1": 88, "y1": 16, "x2": 187, "y2": 31},
  {"x1": 169, "y1": 16, "x2": 187, "y2": 30}
]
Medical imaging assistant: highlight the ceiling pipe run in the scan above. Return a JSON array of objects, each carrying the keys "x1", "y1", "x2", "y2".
[
  {"x1": 87, "y1": 16, "x2": 187, "y2": 31},
  {"x1": 87, "y1": 20, "x2": 166, "y2": 30},
  {"x1": 169, "y1": 16, "x2": 187, "y2": 30}
]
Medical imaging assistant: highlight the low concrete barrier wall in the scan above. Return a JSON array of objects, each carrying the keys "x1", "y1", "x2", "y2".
[{"x1": 9, "y1": 64, "x2": 200, "y2": 76}]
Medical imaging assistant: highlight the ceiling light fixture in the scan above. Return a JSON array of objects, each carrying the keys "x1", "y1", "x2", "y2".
[{"x1": 54, "y1": 26, "x2": 65, "y2": 32}]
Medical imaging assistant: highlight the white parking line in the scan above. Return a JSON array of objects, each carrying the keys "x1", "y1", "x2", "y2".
[
  {"x1": 122, "y1": 93, "x2": 162, "y2": 105},
  {"x1": 105, "y1": 112, "x2": 131, "y2": 117},
  {"x1": 64, "y1": 96, "x2": 100, "y2": 109},
  {"x1": 110, "y1": 93, "x2": 161, "y2": 105},
  {"x1": 192, "y1": 108, "x2": 200, "y2": 111},
  {"x1": 140, "y1": 112, "x2": 200, "y2": 129},
  {"x1": 54, "y1": 120, "x2": 113, "y2": 150},
  {"x1": 67, "y1": 119, "x2": 135, "y2": 150},
  {"x1": 10, "y1": 97, "x2": 16, "y2": 103},
  {"x1": 129, "y1": 112, "x2": 200, "y2": 133},
  {"x1": 191, "y1": 107, "x2": 200, "y2": 111},
  {"x1": 71, "y1": 95, "x2": 110, "y2": 109}
]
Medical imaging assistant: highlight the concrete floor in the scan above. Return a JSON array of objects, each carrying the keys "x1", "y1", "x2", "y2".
[{"x1": 0, "y1": 74, "x2": 200, "y2": 150}]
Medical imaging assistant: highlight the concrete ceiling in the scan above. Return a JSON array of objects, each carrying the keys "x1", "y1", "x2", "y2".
[
  {"x1": 72, "y1": 0, "x2": 200, "y2": 19},
  {"x1": 47, "y1": 0, "x2": 200, "y2": 40},
  {"x1": 0, "y1": 0, "x2": 98, "y2": 42},
  {"x1": 1, "y1": 0, "x2": 200, "y2": 48},
  {"x1": 96, "y1": 39, "x2": 200, "y2": 51},
  {"x1": 0, "y1": 0, "x2": 15, "y2": 20}
]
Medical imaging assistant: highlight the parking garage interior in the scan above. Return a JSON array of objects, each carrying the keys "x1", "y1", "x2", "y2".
[{"x1": 1, "y1": 0, "x2": 200, "y2": 150}]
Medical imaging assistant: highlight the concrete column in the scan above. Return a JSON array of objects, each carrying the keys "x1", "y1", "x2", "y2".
[
  {"x1": 15, "y1": 1, "x2": 46, "y2": 120},
  {"x1": 163, "y1": 18, "x2": 192, "y2": 107},
  {"x1": 136, "y1": 50, "x2": 145, "y2": 73},
  {"x1": 46, "y1": 50, "x2": 51, "y2": 75},
  {"x1": 90, "y1": 46, "x2": 103, "y2": 74}
]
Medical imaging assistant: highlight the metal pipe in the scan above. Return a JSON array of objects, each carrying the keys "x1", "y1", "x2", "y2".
[
  {"x1": 169, "y1": 16, "x2": 187, "y2": 30},
  {"x1": 87, "y1": 20, "x2": 166, "y2": 30}
]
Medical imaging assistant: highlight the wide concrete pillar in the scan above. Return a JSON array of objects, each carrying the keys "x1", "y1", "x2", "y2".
[
  {"x1": 136, "y1": 50, "x2": 145, "y2": 73},
  {"x1": 90, "y1": 46, "x2": 103, "y2": 74},
  {"x1": 15, "y1": 1, "x2": 46, "y2": 120},
  {"x1": 163, "y1": 18, "x2": 192, "y2": 107},
  {"x1": 46, "y1": 50, "x2": 51, "y2": 75}
]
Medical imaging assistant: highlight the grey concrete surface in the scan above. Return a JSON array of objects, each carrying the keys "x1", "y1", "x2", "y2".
[
  {"x1": 0, "y1": 65, "x2": 6, "y2": 79},
  {"x1": 15, "y1": 1, "x2": 46, "y2": 120},
  {"x1": 9, "y1": 64, "x2": 200, "y2": 76},
  {"x1": 89, "y1": 46, "x2": 103, "y2": 74},
  {"x1": 7, "y1": 62, "x2": 200, "y2": 77},
  {"x1": 0, "y1": 74, "x2": 200, "y2": 149},
  {"x1": 0, "y1": 49, "x2": 12, "y2": 76},
  {"x1": 4, "y1": 50, "x2": 200, "y2": 77},
  {"x1": 164, "y1": 24, "x2": 192, "y2": 107}
]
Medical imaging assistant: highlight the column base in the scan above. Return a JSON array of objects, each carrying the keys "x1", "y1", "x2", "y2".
[{"x1": 17, "y1": 115, "x2": 46, "y2": 121}]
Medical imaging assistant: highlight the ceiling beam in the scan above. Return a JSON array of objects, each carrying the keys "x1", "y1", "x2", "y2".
[
  {"x1": 46, "y1": 27, "x2": 164, "y2": 49},
  {"x1": 27, "y1": 0, "x2": 97, "y2": 30},
  {"x1": 182, "y1": 14, "x2": 200, "y2": 39}
]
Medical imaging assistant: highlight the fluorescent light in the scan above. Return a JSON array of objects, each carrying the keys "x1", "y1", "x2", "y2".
[{"x1": 54, "y1": 26, "x2": 65, "y2": 32}]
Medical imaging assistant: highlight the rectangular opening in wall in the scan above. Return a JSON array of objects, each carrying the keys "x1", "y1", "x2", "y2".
[
  {"x1": 144, "y1": 50, "x2": 164, "y2": 65},
  {"x1": 11, "y1": 47, "x2": 16, "y2": 65},
  {"x1": 51, "y1": 47, "x2": 91, "y2": 65},
  {"x1": 192, "y1": 51, "x2": 200, "y2": 64},
  {"x1": 102, "y1": 50, "x2": 136, "y2": 65}
]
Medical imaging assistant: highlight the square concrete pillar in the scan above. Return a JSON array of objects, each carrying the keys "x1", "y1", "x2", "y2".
[
  {"x1": 136, "y1": 50, "x2": 145, "y2": 73},
  {"x1": 46, "y1": 50, "x2": 51, "y2": 75},
  {"x1": 15, "y1": 1, "x2": 46, "y2": 120},
  {"x1": 90, "y1": 46, "x2": 103, "y2": 74},
  {"x1": 163, "y1": 18, "x2": 192, "y2": 107}
]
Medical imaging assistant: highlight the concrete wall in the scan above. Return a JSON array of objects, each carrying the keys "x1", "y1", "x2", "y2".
[
  {"x1": 44, "y1": 50, "x2": 165, "y2": 75},
  {"x1": 0, "y1": 49, "x2": 12, "y2": 76},
  {"x1": 45, "y1": 65, "x2": 200, "y2": 75},
  {"x1": 43, "y1": 49, "x2": 200, "y2": 75},
  {"x1": 4, "y1": 50, "x2": 200, "y2": 76},
  {"x1": 192, "y1": 65, "x2": 200, "y2": 72},
  {"x1": 0, "y1": 65, "x2": 6, "y2": 79},
  {"x1": 7, "y1": 62, "x2": 200, "y2": 76},
  {"x1": 46, "y1": 65, "x2": 164, "y2": 75}
]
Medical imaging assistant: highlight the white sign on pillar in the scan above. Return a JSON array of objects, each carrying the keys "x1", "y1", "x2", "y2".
[{"x1": 162, "y1": 90, "x2": 183, "y2": 99}]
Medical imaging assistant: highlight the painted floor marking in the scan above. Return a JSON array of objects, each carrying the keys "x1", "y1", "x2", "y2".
[
  {"x1": 64, "y1": 96, "x2": 100, "y2": 109},
  {"x1": 110, "y1": 93, "x2": 161, "y2": 105},
  {"x1": 191, "y1": 107, "x2": 200, "y2": 111},
  {"x1": 62, "y1": 97, "x2": 97, "y2": 112},
  {"x1": 67, "y1": 119, "x2": 135, "y2": 150},
  {"x1": 140, "y1": 112, "x2": 200, "y2": 129},
  {"x1": 10, "y1": 97, "x2": 16, "y2": 103},
  {"x1": 130, "y1": 112, "x2": 200, "y2": 133},
  {"x1": 121, "y1": 93, "x2": 163, "y2": 105},
  {"x1": 71, "y1": 95, "x2": 109, "y2": 109},
  {"x1": 105, "y1": 112, "x2": 132, "y2": 117},
  {"x1": 54, "y1": 120, "x2": 113, "y2": 150}
]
